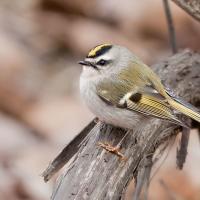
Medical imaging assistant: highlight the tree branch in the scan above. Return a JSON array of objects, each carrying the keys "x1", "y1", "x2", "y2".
[
  {"x1": 171, "y1": 0, "x2": 200, "y2": 22},
  {"x1": 133, "y1": 156, "x2": 153, "y2": 200},
  {"x1": 42, "y1": 118, "x2": 97, "y2": 182},
  {"x1": 163, "y1": 0, "x2": 177, "y2": 54}
]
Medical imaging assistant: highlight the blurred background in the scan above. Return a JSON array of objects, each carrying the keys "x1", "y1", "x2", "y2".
[{"x1": 0, "y1": 0, "x2": 199, "y2": 199}]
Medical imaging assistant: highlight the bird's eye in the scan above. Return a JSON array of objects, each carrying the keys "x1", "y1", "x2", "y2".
[{"x1": 97, "y1": 59, "x2": 108, "y2": 66}]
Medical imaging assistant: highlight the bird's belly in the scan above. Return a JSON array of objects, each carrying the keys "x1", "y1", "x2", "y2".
[{"x1": 80, "y1": 78, "x2": 143, "y2": 129}]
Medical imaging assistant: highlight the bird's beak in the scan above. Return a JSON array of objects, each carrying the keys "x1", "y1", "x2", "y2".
[
  {"x1": 78, "y1": 60, "x2": 98, "y2": 70},
  {"x1": 78, "y1": 60, "x2": 91, "y2": 66}
]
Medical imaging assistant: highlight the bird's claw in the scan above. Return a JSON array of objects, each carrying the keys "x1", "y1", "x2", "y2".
[{"x1": 98, "y1": 142, "x2": 127, "y2": 160}]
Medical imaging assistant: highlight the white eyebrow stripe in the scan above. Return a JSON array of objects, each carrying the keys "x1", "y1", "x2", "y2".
[{"x1": 96, "y1": 54, "x2": 112, "y2": 61}]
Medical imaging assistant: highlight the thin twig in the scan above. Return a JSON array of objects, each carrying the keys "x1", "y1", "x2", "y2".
[
  {"x1": 42, "y1": 118, "x2": 96, "y2": 182},
  {"x1": 176, "y1": 127, "x2": 190, "y2": 169},
  {"x1": 163, "y1": 0, "x2": 177, "y2": 54}
]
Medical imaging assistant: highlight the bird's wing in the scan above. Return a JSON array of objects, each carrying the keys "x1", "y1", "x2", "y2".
[
  {"x1": 125, "y1": 92, "x2": 182, "y2": 124},
  {"x1": 96, "y1": 74, "x2": 184, "y2": 126}
]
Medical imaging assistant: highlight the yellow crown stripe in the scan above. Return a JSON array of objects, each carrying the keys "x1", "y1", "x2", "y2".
[{"x1": 88, "y1": 44, "x2": 111, "y2": 57}]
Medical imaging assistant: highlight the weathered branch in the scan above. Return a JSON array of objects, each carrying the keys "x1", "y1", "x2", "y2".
[
  {"x1": 48, "y1": 50, "x2": 200, "y2": 200},
  {"x1": 171, "y1": 0, "x2": 200, "y2": 22},
  {"x1": 42, "y1": 118, "x2": 97, "y2": 182},
  {"x1": 133, "y1": 156, "x2": 153, "y2": 200}
]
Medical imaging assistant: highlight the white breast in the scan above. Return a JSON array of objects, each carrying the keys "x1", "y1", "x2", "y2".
[{"x1": 79, "y1": 76, "x2": 144, "y2": 130}]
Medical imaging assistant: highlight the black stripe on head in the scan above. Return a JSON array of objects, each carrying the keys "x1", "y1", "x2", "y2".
[{"x1": 87, "y1": 44, "x2": 112, "y2": 58}]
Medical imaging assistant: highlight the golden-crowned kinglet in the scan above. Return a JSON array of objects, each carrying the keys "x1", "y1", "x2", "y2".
[{"x1": 79, "y1": 44, "x2": 200, "y2": 129}]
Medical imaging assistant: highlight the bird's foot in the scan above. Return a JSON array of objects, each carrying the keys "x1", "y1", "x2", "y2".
[{"x1": 98, "y1": 142, "x2": 127, "y2": 160}]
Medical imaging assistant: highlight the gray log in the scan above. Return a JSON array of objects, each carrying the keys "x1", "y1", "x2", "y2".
[{"x1": 51, "y1": 50, "x2": 200, "y2": 200}]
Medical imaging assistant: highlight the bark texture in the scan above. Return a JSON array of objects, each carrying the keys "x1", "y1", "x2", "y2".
[
  {"x1": 51, "y1": 50, "x2": 200, "y2": 200},
  {"x1": 171, "y1": 0, "x2": 200, "y2": 21}
]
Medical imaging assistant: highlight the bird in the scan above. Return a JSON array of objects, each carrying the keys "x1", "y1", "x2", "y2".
[
  {"x1": 79, "y1": 44, "x2": 200, "y2": 128},
  {"x1": 79, "y1": 44, "x2": 200, "y2": 156}
]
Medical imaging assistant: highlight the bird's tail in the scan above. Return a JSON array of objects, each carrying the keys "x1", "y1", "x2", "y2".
[{"x1": 168, "y1": 97, "x2": 200, "y2": 123}]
